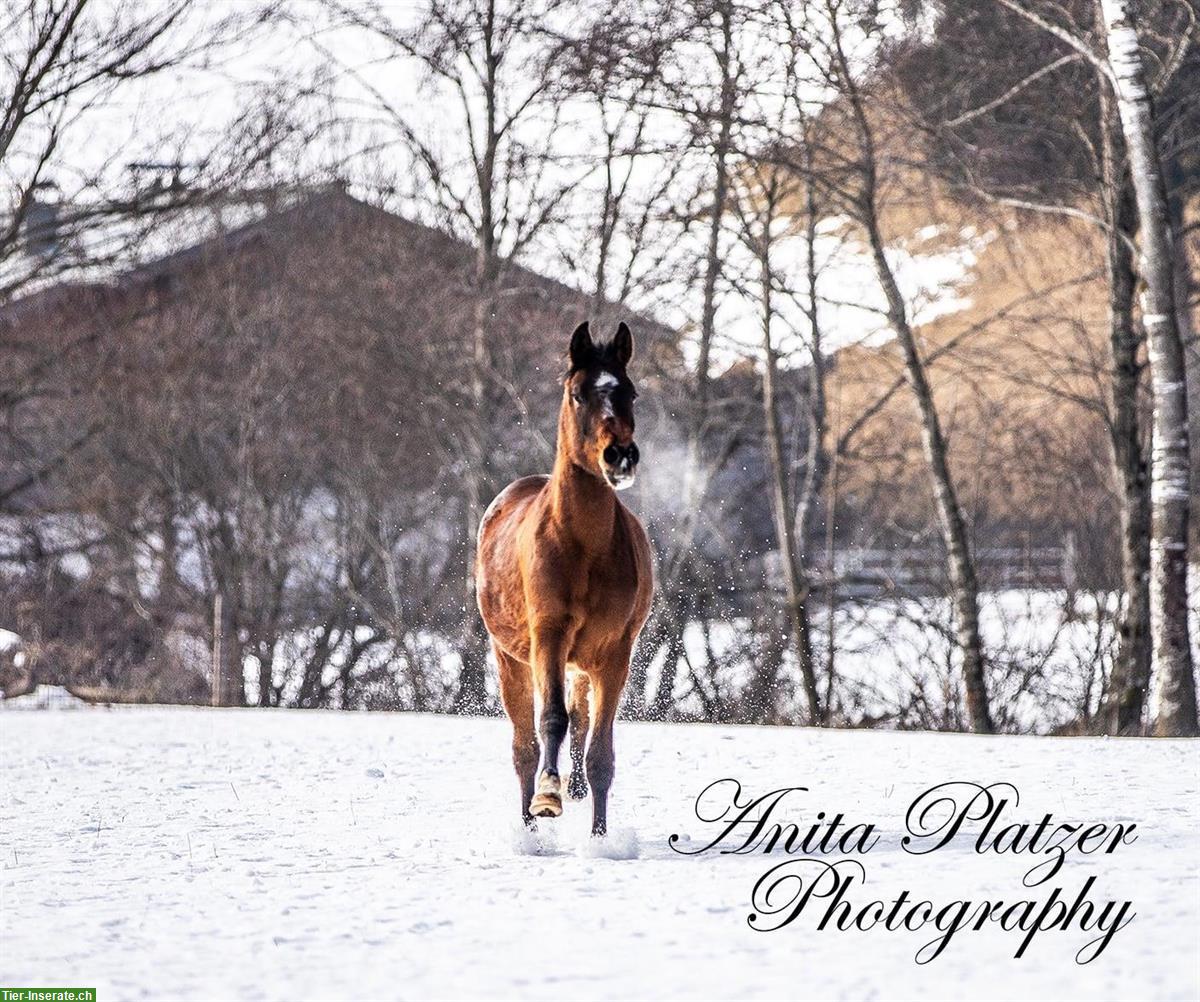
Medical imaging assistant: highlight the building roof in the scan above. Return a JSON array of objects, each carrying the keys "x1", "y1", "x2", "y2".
[{"x1": 1, "y1": 188, "x2": 675, "y2": 350}]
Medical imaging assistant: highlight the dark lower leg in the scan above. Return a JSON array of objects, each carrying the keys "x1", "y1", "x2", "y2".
[
  {"x1": 529, "y1": 698, "x2": 567, "y2": 818},
  {"x1": 526, "y1": 667, "x2": 568, "y2": 817},
  {"x1": 586, "y1": 730, "x2": 614, "y2": 836},
  {"x1": 537, "y1": 694, "x2": 568, "y2": 781},
  {"x1": 513, "y1": 732, "x2": 538, "y2": 825},
  {"x1": 568, "y1": 722, "x2": 589, "y2": 799},
  {"x1": 567, "y1": 676, "x2": 590, "y2": 799},
  {"x1": 587, "y1": 673, "x2": 623, "y2": 837}
]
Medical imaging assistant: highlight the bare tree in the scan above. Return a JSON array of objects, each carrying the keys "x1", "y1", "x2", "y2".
[
  {"x1": 881, "y1": 0, "x2": 1200, "y2": 733},
  {"x1": 0, "y1": 1, "x2": 276, "y2": 298},
  {"x1": 730, "y1": 153, "x2": 824, "y2": 723},
  {"x1": 990, "y1": 0, "x2": 1196, "y2": 733},
  {"x1": 0, "y1": 0, "x2": 283, "y2": 514},
  {"x1": 805, "y1": 0, "x2": 995, "y2": 732},
  {"x1": 1098, "y1": 0, "x2": 1196, "y2": 736},
  {"x1": 644, "y1": 0, "x2": 750, "y2": 721},
  {"x1": 557, "y1": 7, "x2": 680, "y2": 325},
  {"x1": 326, "y1": 0, "x2": 580, "y2": 711}
]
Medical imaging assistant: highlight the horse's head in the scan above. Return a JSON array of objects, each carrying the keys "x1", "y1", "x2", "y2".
[{"x1": 562, "y1": 321, "x2": 640, "y2": 490}]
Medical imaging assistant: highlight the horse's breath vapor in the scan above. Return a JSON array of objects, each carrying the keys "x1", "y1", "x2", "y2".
[{"x1": 476, "y1": 321, "x2": 654, "y2": 838}]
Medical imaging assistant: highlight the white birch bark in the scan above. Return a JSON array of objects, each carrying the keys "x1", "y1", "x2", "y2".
[{"x1": 1100, "y1": 0, "x2": 1197, "y2": 735}]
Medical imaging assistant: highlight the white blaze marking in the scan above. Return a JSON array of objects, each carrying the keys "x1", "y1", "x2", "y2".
[{"x1": 594, "y1": 371, "x2": 618, "y2": 418}]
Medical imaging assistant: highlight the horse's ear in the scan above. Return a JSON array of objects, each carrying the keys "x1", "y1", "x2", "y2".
[
  {"x1": 569, "y1": 321, "x2": 593, "y2": 370},
  {"x1": 613, "y1": 322, "x2": 634, "y2": 367}
]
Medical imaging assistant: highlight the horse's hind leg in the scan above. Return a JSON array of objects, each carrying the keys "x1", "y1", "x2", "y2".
[
  {"x1": 566, "y1": 672, "x2": 591, "y2": 800},
  {"x1": 495, "y1": 645, "x2": 538, "y2": 826}
]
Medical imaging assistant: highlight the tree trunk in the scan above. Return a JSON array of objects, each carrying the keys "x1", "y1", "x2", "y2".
[
  {"x1": 796, "y1": 165, "x2": 829, "y2": 554},
  {"x1": 744, "y1": 608, "x2": 785, "y2": 724},
  {"x1": 625, "y1": 609, "x2": 670, "y2": 718},
  {"x1": 454, "y1": 274, "x2": 493, "y2": 715},
  {"x1": 209, "y1": 508, "x2": 246, "y2": 708},
  {"x1": 455, "y1": 4, "x2": 501, "y2": 715},
  {"x1": 1103, "y1": 195, "x2": 1153, "y2": 734},
  {"x1": 829, "y1": 15, "x2": 992, "y2": 733},
  {"x1": 758, "y1": 236, "x2": 821, "y2": 724},
  {"x1": 801, "y1": 159, "x2": 833, "y2": 722},
  {"x1": 650, "y1": 605, "x2": 688, "y2": 721},
  {"x1": 865, "y1": 217, "x2": 993, "y2": 734},
  {"x1": 213, "y1": 587, "x2": 244, "y2": 707},
  {"x1": 257, "y1": 640, "x2": 275, "y2": 709},
  {"x1": 693, "y1": 1, "x2": 734, "y2": 434},
  {"x1": 1101, "y1": 0, "x2": 1197, "y2": 736},
  {"x1": 1097, "y1": 87, "x2": 1152, "y2": 734},
  {"x1": 1161, "y1": 132, "x2": 1195, "y2": 351}
]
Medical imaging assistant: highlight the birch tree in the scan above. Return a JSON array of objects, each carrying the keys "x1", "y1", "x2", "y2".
[
  {"x1": 884, "y1": 0, "x2": 1199, "y2": 733},
  {"x1": 994, "y1": 0, "x2": 1197, "y2": 733},
  {"x1": 1098, "y1": 128, "x2": 1153, "y2": 734},
  {"x1": 1099, "y1": 0, "x2": 1196, "y2": 736},
  {"x1": 721, "y1": 5, "x2": 835, "y2": 723}
]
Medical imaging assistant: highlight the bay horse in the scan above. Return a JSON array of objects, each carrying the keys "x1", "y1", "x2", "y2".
[{"x1": 476, "y1": 321, "x2": 653, "y2": 836}]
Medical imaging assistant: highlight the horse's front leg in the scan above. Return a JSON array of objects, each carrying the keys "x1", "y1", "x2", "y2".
[
  {"x1": 587, "y1": 662, "x2": 628, "y2": 837},
  {"x1": 528, "y1": 623, "x2": 571, "y2": 818}
]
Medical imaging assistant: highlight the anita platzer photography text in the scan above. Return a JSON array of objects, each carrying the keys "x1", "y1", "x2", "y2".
[{"x1": 0, "y1": 1, "x2": 1197, "y2": 1000}]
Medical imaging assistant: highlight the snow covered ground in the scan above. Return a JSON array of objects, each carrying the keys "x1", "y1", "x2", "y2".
[{"x1": 2, "y1": 704, "x2": 1197, "y2": 1001}]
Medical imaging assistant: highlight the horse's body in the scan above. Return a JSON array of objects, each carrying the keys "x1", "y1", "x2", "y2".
[{"x1": 476, "y1": 322, "x2": 653, "y2": 835}]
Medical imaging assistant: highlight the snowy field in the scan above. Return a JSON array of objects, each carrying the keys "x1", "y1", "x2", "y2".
[{"x1": 2, "y1": 703, "x2": 1198, "y2": 1001}]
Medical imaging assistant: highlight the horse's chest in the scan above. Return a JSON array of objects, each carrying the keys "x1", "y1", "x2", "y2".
[
  {"x1": 576, "y1": 562, "x2": 637, "y2": 615},
  {"x1": 567, "y1": 560, "x2": 640, "y2": 649}
]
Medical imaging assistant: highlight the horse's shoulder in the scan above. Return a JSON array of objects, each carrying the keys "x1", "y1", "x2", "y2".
[
  {"x1": 509, "y1": 473, "x2": 552, "y2": 493},
  {"x1": 480, "y1": 475, "x2": 550, "y2": 533},
  {"x1": 501, "y1": 474, "x2": 550, "y2": 509}
]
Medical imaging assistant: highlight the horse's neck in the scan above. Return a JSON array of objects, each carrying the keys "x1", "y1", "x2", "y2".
[{"x1": 548, "y1": 454, "x2": 616, "y2": 549}]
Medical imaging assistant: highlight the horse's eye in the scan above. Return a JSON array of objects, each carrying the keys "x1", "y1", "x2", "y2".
[{"x1": 571, "y1": 390, "x2": 584, "y2": 405}]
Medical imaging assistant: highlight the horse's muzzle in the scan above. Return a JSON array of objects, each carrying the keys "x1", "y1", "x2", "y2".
[{"x1": 602, "y1": 442, "x2": 639, "y2": 490}]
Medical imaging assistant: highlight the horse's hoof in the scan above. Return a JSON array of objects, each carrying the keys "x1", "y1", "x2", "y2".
[
  {"x1": 530, "y1": 792, "x2": 563, "y2": 817},
  {"x1": 530, "y1": 772, "x2": 563, "y2": 818},
  {"x1": 567, "y1": 774, "x2": 588, "y2": 800}
]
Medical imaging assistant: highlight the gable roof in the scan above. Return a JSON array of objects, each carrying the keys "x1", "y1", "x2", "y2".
[{"x1": 1, "y1": 188, "x2": 676, "y2": 353}]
